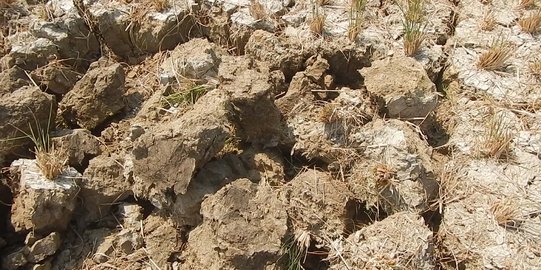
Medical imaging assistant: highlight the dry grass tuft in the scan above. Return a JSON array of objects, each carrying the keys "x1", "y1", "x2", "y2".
[
  {"x1": 161, "y1": 84, "x2": 209, "y2": 109},
  {"x1": 476, "y1": 38, "x2": 514, "y2": 70},
  {"x1": 310, "y1": 14, "x2": 326, "y2": 35},
  {"x1": 403, "y1": 21, "x2": 425, "y2": 56},
  {"x1": 480, "y1": 114, "x2": 513, "y2": 160},
  {"x1": 249, "y1": 0, "x2": 267, "y2": 20},
  {"x1": 430, "y1": 163, "x2": 466, "y2": 214},
  {"x1": 518, "y1": 10, "x2": 541, "y2": 33},
  {"x1": 517, "y1": 0, "x2": 535, "y2": 9},
  {"x1": 399, "y1": 0, "x2": 426, "y2": 56},
  {"x1": 281, "y1": 229, "x2": 311, "y2": 270},
  {"x1": 480, "y1": 11, "x2": 496, "y2": 31},
  {"x1": 529, "y1": 59, "x2": 541, "y2": 77},
  {"x1": 12, "y1": 109, "x2": 67, "y2": 180},
  {"x1": 405, "y1": 0, "x2": 425, "y2": 23},
  {"x1": 348, "y1": 0, "x2": 367, "y2": 41},
  {"x1": 491, "y1": 200, "x2": 520, "y2": 227},
  {"x1": 36, "y1": 143, "x2": 66, "y2": 180}
]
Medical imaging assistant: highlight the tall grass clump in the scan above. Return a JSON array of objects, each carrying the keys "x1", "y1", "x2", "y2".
[
  {"x1": 398, "y1": 0, "x2": 426, "y2": 56},
  {"x1": 348, "y1": 0, "x2": 367, "y2": 41}
]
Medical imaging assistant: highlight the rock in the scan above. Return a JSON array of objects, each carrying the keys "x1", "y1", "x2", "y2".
[
  {"x1": 173, "y1": 149, "x2": 284, "y2": 226},
  {"x1": 181, "y1": 179, "x2": 287, "y2": 269},
  {"x1": 0, "y1": 86, "x2": 56, "y2": 165},
  {"x1": 1, "y1": 247, "x2": 29, "y2": 270},
  {"x1": 285, "y1": 89, "x2": 373, "y2": 164},
  {"x1": 160, "y1": 38, "x2": 222, "y2": 84},
  {"x1": 280, "y1": 169, "x2": 349, "y2": 239},
  {"x1": 131, "y1": 90, "x2": 231, "y2": 208},
  {"x1": 60, "y1": 59, "x2": 125, "y2": 130},
  {"x1": 142, "y1": 215, "x2": 181, "y2": 268},
  {"x1": 25, "y1": 231, "x2": 41, "y2": 246},
  {"x1": 30, "y1": 63, "x2": 82, "y2": 94},
  {"x1": 88, "y1": 0, "x2": 197, "y2": 59},
  {"x1": 81, "y1": 154, "x2": 132, "y2": 222},
  {"x1": 51, "y1": 129, "x2": 102, "y2": 168},
  {"x1": 116, "y1": 228, "x2": 143, "y2": 255},
  {"x1": 1, "y1": 37, "x2": 58, "y2": 70},
  {"x1": 172, "y1": 153, "x2": 247, "y2": 226},
  {"x1": 93, "y1": 236, "x2": 114, "y2": 263},
  {"x1": 439, "y1": 159, "x2": 541, "y2": 269},
  {"x1": 117, "y1": 203, "x2": 143, "y2": 228},
  {"x1": 28, "y1": 232, "x2": 62, "y2": 263},
  {"x1": 245, "y1": 30, "x2": 308, "y2": 80},
  {"x1": 219, "y1": 55, "x2": 285, "y2": 146},
  {"x1": 30, "y1": 13, "x2": 100, "y2": 68},
  {"x1": 348, "y1": 119, "x2": 438, "y2": 213},
  {"x1": 329, "y1": 212, "x2": 434, "y2": 269},
  {"x1": 10, "y1": 159, "x2": 81, "y2": 234},
  {"x1": 360, "y1": 57, "x2": 438, "y2": 119},
  {"x1": 0, "y1": 66, "x2": 30, "y2": 95}
]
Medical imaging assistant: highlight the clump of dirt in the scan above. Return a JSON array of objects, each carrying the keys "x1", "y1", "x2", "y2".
[{"x1": 0, "y1": 0, "x2": 539, "y2": 269}]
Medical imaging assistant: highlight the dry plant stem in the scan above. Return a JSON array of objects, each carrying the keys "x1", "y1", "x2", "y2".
[
  {"x1": 518, "y1": 11, "x2": 541, "y2": 33},
  {"x1": 348, "y1": 0, "x2": 367, "y2": 41},
  {"x1": 405, "y1": 0, "x2": 425, "y2": 23},
  {"x1": 491, "y1": 200, "x2": 520, "y2": 227},
  {"x1": 480, "y1": 115, "x2": 513, "y2": 159},
  {"x1": 403, "y1": 21, "x2": 425, "y2": 56},
  {"x1": 310, "y1": 14, "x2": 325, "y2": 35},
  {"x1": 480, "y1": 11, "x2": 496, "y2": 31},
  {"x1": 517, "y1": 0, "x2": 534, "y2": 9},
  {"x1": 476, "y1": 39, "x2": 513, "y2": 70},
  {"x1": 36, "y1": 144, "x2": 66, "y2": 180},
  {"x1": 0, "y1": 0, "x2": 15, "y2": 8},
  {"x1": 530, "y1": 60, "x2": 541, "y2": 77},
  {"x1": 400, "y1": 0, "x2": 426, "y2": 56}
]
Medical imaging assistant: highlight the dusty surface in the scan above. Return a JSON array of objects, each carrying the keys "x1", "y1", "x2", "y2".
[{"x1": 0, "y1": 0, "x2": 540, "y2": 269}]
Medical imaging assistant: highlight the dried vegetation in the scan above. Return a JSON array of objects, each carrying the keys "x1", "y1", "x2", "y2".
[
  {"x1": 518, "y1": 10, "x2": 541, "y2": 33},
  {"x1": 476, "y1": 38, "x2": 514, "y2": 70}
]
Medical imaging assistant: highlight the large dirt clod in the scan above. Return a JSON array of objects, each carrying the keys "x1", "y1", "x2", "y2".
[
  {"x1": 1, "y1": 37, "x2": 59, "y2": 70},
  {"x1": 81, "y1": 154, "x2": 132, "y2": 223},
  {"x1": 329, "y1": 211, "x2": 435, "y2": 269},
  {"x1": 181, "y1": 178, "x2": 288, "y2": 270},
  {"x1": 60, "y1": 59, "x2": 126, "y2": 130},
  {"x1": 160, "y1": 38, "x2": 222, "y2": 84},
  {"x1": 30, "y1": 13, "x2": 100, "y2": 68},
  {"x1": 348, "y1": 119, "x2": 438, "y2": 213},
  {"x1": 88, "y1": 0, "x2": 197, "y2": 59},
  {"x1": 439, "y1": 159, "x2": 541, "y2": 269},
  {"x1": 0, "y1": 66, "x2": 31, "y2": 95},
  {"x1": 51, "y1": 129, "x2": 102, "y2": 168},
  {"x1": 131, "y1": 90, "x2": 231, "y2": 208},
  {"x1": 9, "y1": 159, "x2": 80, "y2": 234},
  {"x1": 0, "y1": 86, "x2": 56, "y2": 165},
  {"x1": 360, "y1": 57, "x2": 438, "y2": 120},
  {"x1": 219, "y1": 55, "x2": 285, "y2": 146},
  {"x1": 279, "y1": 169, "x2": 349, "y2": 239}
]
